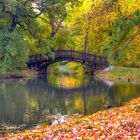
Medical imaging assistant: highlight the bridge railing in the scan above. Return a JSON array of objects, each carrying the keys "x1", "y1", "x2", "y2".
[{"x1": 55, "y1": 50, "x2": 107, "y2": 64}]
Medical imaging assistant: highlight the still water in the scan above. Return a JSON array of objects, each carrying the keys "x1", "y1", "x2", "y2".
[{"x1": 0, "y1": 73, "x2": 140, "y2": 127}]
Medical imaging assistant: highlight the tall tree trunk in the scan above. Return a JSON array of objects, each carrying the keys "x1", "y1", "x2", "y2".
[
  {"x1": 83, "y1": 2, "x2": 94, "y2": 53},
  {"x1": 9, "y1": 15, "x2": 17, "y2": 32},
  {"x1": 83, "y1": 15, "x2": 91, "y2": 53}
]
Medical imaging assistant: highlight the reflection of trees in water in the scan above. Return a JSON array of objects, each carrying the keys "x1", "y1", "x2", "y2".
[
  {"x1": 27, "y1": 77, "x2": 140, "y2": 114},
  {"x1": 108, "y1": 83, "x2": 140, "y2": 106},
  {"x1": 0, "y1": 77, "x2": 140, "y2": 127},
  {"x1": 26, "y1": 77, "x2": 111, "y2": 115},
  {"x1": 0, "y1": 80, "x2": 28, "y2": 125},
  {"x1": 27, "y1": 76, "x2": 109, "y2": 94}
]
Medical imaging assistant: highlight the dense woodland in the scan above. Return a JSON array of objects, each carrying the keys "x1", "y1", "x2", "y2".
[{"x1": 0, "y1": 0, "x2": 140, "y2": 73}]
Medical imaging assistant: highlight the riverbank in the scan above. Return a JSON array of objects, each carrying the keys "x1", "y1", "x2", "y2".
[
  {"x1": 1, "y1": 66, "x2": 140, "y2": 82},
  {"x1": 0, "y1": 69, "x2": 45, "y2": 80},
  {"x1": 0, "y1": 64, "x2": 84, "y2": 80},
  {"x1": 96, "y1": 66, "x2": 140, "y2": 83},
  {"x1": 2, "y1": 97, "x2": 140, "y2": 139}
]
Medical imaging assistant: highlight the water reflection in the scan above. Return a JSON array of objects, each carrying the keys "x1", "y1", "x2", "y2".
[{"x1": 0, "y1": 74, "x2": 139, "y2": 127}]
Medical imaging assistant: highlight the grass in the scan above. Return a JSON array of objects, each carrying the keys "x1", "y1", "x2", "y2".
[{"x1": 96, "y1": 66, "x2": 140, "y2": 82}]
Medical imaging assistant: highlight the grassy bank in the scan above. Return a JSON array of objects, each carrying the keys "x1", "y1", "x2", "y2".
[
  {"x1": 1, "y1": 66, "x2": 140, "y2": 81},
  {"x1": 0, "y1": 69, "x2": 45, "y2": 79},
  {"x1": 2, "y1": 97, "x2": 140, "y2": 139},
  {"x1": 96, "y1": 66, "x2": 140, "y2": 82}
]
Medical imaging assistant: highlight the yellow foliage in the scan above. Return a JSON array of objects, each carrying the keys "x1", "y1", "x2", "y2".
[
  {"x1": 74, "y1": 98, "x2": 83, "y2": 110},
  {"x1": 66, "y1": 0, "x2": 140, "y2": 66},
  {"x1": 56, "y1": 76, "x2": 82, "y2": 89},
  {"x1": 119, "y1": 0, "x2": 140, "y2": 16}
]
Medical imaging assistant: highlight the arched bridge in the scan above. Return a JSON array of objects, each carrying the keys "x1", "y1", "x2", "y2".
[{"x1": 27, "y1": 50, "x2": 109, "y2": 71}]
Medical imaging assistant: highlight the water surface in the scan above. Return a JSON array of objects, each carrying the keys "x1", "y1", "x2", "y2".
[{"x1": 0, "y1": 73, "x2": 139, "y2": 127}]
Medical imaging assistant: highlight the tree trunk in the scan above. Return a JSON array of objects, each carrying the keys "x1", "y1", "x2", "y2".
[
  {"x1": 9, "y1": 15, "x2": 17, "y2": 32},
  {"x1": 84, "y1": 28, "x2": 89, "y2": 53},
  {"x1": 83, "y1": 16, "x2": 91, "y2": 53}
]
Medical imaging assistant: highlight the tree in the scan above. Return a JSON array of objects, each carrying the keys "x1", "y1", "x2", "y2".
[
  {"x1": 108, "y1": 10, "x2": 140, "y2": 66},
  {"x1": 0, "y1": 0, "x2": 80, "y2": 73},
  {"x1": 67, "y1": 0, "x2": 140, "y2": 66}
]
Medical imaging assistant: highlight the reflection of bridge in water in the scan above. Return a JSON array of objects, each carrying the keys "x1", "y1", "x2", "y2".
[
  {"x1": 27, "y1": 76, "x2": 112, "y2": 95},
  {"x1": 27, "y1": 76, "x2": 113, "y2": 115}
]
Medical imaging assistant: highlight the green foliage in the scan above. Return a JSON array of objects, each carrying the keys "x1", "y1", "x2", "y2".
[
  {"x1": 0, "y1": 29, "x2": 29, "y2": 74},
  {"x1": 0, "y1": 0, "x2": 80, "y2": 73},
  {"x1": 53, "y1": 30, "x2": 76, "y2": 50},
  {"x1": 107, "y1": 10, "x2": 140, "y2": 65}
]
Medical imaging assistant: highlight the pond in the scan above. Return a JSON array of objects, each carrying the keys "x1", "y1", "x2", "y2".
[{"x1": 0, "y1": 72, "x2": 140, "y2": 128}]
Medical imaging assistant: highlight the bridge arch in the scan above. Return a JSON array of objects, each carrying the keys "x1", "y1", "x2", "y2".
[{"x1": 27, "y1": 50, "x2": 109, "y2": 71}]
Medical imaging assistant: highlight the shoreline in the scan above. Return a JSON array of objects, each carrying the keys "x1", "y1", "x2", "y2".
[
  {"x1": 96, "y1": 66, "x2": 140, "y2": 83},
  {"x1": 0, "y1": 69, "x2": 47, "y2": 80},
  {"x1": 0, "y1": 66, "x2": 140, "y2": 83}
]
